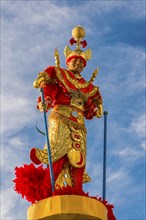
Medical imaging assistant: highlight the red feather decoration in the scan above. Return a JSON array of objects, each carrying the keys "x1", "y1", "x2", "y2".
[{"x1": 13, "y1": 163, "x2": 116, "y2": 219}]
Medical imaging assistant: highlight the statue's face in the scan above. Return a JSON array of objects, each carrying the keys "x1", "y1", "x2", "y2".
[{"x1": 67, "y1": 58, "x2": 84, "y2": 74}]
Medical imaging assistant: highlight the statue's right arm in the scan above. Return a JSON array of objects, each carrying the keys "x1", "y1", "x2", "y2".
[
  {"x1": 33, "y1": 66, "x2": 56, "y2": 89},
  {"x1": 34, "y1": 66, "x2": 56, "y2": 112},
  {"x1": 33, "y1": 71, "x2": 51, "y2": 89}
]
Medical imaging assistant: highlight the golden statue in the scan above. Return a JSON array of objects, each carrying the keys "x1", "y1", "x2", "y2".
[{"x1": 30, "y1": 25, "x2": 103, "y2": 191}]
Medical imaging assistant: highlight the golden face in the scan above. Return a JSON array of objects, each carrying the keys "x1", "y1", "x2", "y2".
[{"x1": 67, "y1": 58, "x2": 84, "y2": 74}]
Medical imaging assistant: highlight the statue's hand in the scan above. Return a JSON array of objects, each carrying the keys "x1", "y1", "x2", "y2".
[
  {"x1": 96, "y1": 104, "x2": 103, "y2": 118},
  {"x1": 38, "y1": 102, "x2": 48, "y2": 112},
  {"x1": 33, "y1": 72, "x2": 50, "y2": 89},
  {"x1": 70, "y1": 89, "x2": 88, "y2": 102},
  {"x1": 70, "y1": 89, "x2": 80, "y2": 99},
  {"x1": 80, "y1": 92, "x2": 88, "y2": 102}
]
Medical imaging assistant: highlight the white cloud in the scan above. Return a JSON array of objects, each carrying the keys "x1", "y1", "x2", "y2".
[
  {"x1": 124, "y1": 1, "x2": 146, "y2": 19},
  {"x1": 1, "y1": 137, "x2": 29, "y2": 173},
  {"x1": 114, "y1": 146, "x2": 144, "y2": 161},
  {"x1": 140, "y1": 140, "x2": 146, "y2": 150},
  {"x1": 1, "y1": 92, "x2": 37, "y2": 134},
  {"x1": 129, "y1": 114, "x2": 145, "y2": 138},
  {"x1": 107, "y1": 168, "x2": 128, "y2": 184},
  {"x1": 128, "y1": 114, "x2": 146, "y2": 151},
  {"x1": 1, "y1": 188, "x2": 18, "y2": 219},
  {"x1": 78, "y1": 0, "x2": 145, "y2": 19},
  {"x1": 1, "y1": 188, "x2": 28, "y2": 220}
]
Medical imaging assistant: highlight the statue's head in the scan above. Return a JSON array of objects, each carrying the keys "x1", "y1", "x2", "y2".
[{"x1": 66, "y1": 57, "x2": 85, "y2": 75}]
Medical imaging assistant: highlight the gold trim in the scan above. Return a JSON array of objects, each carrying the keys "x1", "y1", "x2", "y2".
[
  {"x1": 96, "y1": 104, "x2": 103, "y2": 118},
  {"x1": 67, "y1": 149, "x2": 85, "y2": 168},
  {"x1": 33, "y1": 71, "x2": 51, "y2": 88},
  {"x1": 55, "y1": 163, "x2": 72, "y2": 188},
  {"x1": 64, "y1": 69, "x2": 90, "y2": 89},
  {"x1": 54, "y1": 48, "x2": 60, "y2": 67},
  {"x1": 55, "y1": 67, "x2": 99, "y2": 98},
  {"x1": 74, "y1": 73, "x2": 82, "y2": 79},
  {"x1": 53, "y1": 105, "x2": 85, "y2": 124},
  {"x1": 55, "y1": 67, "x2": 70, "y2": 91},
  {"x1": 55, "y1": 67, "x2": 90, "y2": 90},
  {"x1": 86, "y1": 86, "x2": 99, "y2": 97},
  {"x1": 70, "y1": 97, "x2": 84, "y2": 112}
]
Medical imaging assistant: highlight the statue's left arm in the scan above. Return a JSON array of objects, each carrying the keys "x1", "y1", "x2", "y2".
[{"x1": 83, "y1": 86, "x2": 103, "y2": 119}]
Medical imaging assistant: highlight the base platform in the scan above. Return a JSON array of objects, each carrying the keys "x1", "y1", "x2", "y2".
[{"x1": 27, "y1": 195, "x2": 107, "y2": 220}]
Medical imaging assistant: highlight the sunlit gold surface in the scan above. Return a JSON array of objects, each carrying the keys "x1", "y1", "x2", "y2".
[
  {"x1": 33, "y1": 71, "x2": 51, "y2": 88},
  {"x1": 55, "y1": 67, "x2": 97, "y2": 93},
  {"x1": 89, "y1": 68, "x2": 99, "y2": 83},
  {"x1": 55, "y1": 164, "x2": 72, "y2": 188},
  {"x1": 56, "y1": 67, "x2": 90, "y2": 90},
  {"x1": 27, "y1": 195, "x2": 107, "y2": 220},
  {"x1": 55, "y1": 67, "x2": 100, "y2": 101},
  {"x1": 53, "y1": 105, "x2": 84, "y2": 123},
  {"x1": 48, "y1": 109, "x2": 86, "y2": 168},
  {"x1": 54, "y1": 48, "x2": 60, "y2": 67},
  {"x1": 96, "y1": 104, "x2": 103, "y2": 118},
  {"x1": 72, "y1": 25, "x2": 86, "y2": 40},
  {"x1": 64, "y1": 26, "x2": 92, "y2": 61},
  {"x1": 33, "y1": 106, "x2": 88, "y2": 177}
]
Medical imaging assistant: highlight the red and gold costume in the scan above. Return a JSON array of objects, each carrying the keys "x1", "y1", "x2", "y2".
[
  {"x1": 30, "y1": 65, "x2": 102, "y2": 191},
  {"x1": 30, "y1": 25, "x2": 103, "y2": 193}
]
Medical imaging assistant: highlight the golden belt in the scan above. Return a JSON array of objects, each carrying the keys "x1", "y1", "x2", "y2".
[{"x1": 53, "y1": 105, "x2": 84, "y2": 124}]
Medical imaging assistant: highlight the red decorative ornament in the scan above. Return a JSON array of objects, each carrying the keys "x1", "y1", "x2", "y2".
[
  {"x1": 75, "y1": 143, "x2": 80, "y2": 148},
  {"x1": 69, "y1": 38, "x2": 77, "y2": 45},
  {"x1": 69, "y1": 38, "x2": 87, "y2": 48},
  {"x1": 74, "y1": 134, "x2": 80, "y2": 140},
  {"x1": 80, "y1": 40, "x2": 87, "y2": 48}
]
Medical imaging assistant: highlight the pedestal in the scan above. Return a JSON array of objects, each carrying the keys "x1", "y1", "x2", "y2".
[{"x1": 27, "y1": 195, "x2": 107, "y2": 220}]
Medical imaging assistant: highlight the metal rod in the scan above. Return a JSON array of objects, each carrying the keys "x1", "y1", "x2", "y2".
[
  {"x1": 40, "y1": 88, "x2": 55, "y2": 193},
  {"x1": 102, "y1": 111, "x2": 108, "y2": 200}
]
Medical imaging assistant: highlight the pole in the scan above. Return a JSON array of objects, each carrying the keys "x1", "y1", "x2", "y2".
[
  {"x1": 102, "y1": 111, "x2": 108, "y2": 200},
  {"x1": 40, "y1": 88, "x2": 55, "y2": 193}
]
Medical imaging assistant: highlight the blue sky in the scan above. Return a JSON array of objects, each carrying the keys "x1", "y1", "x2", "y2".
[{"x1": 1, "y1": 0, "x2": 145, "y2": 219}]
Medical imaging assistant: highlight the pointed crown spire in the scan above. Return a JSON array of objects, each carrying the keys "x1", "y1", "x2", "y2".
[{"x1": 64, "y1": 25, "x2": 92, "y2": 67}]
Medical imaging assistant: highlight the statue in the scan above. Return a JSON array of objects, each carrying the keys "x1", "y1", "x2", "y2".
[
  {"x1": 13, "y1": 26, "x2": 116, "y2": 220},
  {"x1": 30, "y1": 25, "x2": 103, "y2": 193}
]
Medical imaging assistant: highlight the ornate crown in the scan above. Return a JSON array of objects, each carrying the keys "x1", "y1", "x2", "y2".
[{"x1": 64, "y1": 25, "x2": 92, "y2": 67}]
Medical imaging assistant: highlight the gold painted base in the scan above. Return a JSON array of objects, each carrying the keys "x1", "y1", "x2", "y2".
[{"x1": 27, "y1": 195, "x2": 107, "y2": 220}]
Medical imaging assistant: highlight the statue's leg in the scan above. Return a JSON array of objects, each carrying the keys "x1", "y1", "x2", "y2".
[
  {"x1": 55, "y1": 156, "x2": 73, "y2": 188},
  {"x1": 70, "y1": 165, "x2": 85, "y2": 189}
]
